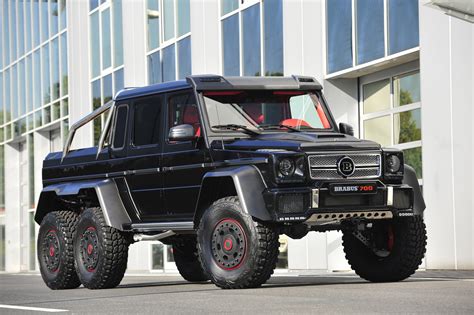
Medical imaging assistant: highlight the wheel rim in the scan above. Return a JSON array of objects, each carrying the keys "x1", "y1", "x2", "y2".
[
  {"x1": 42, "y1": 229, "x2": 60, "y2": 273},
  {"x1": 211, "y1": 218, "x2": 247, "y2": 270},
  {"x1": 79, "y1": 226, "x2": 99, "y2": 272}
]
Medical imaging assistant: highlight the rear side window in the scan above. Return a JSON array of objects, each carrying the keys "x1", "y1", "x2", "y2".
[
  {"x1": 112, "y1": 105, "x2": 128, "y2": 149},
  {"x1": 133, "y1": 95, "x2": 162, "y2": 146}
]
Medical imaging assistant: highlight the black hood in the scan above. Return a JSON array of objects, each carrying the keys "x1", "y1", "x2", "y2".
[{"x1": 222, "y1": 132, "x2": 381, "y2": 152}]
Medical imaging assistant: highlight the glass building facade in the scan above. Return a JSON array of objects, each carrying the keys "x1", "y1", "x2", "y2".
[{"x1": 0, "y1": 0, "x2": 428, "y2": 273}]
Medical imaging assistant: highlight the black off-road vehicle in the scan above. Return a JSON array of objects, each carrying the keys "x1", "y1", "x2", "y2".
[{"x1": 35, "y1": 75, "x2": 426, "y2": 290}]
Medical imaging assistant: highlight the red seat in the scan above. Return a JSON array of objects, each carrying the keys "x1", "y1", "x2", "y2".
[
  {"x1": 280, "y1": 118, "x2": 310, "y2": 127},
  {"x1": 244, "y1": 104, "x2": 264, "y2": 124},
  {"x1": 183, "y1": 105, "x2": 201, "y2": 137}
]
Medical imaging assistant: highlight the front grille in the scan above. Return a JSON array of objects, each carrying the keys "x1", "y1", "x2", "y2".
[
  {"x1": 308, "y1": 152, "x2": 381, "y2": 180},
  {"x1": 278, "y1": 194, "x2": 306, "y2": 214}
]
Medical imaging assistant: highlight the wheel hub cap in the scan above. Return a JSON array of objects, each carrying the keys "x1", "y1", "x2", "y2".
[
  {"x1": 80, "y1": 227, "x2": 99, "y2": 272},
  {"x1": 42, "y1": 230, "x2": 60, "y2": 272},
  {"x1": 211, "y1": 219, "x2": 246, "y2": 270}
]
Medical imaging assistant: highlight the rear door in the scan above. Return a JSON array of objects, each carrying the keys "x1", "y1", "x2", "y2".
[
  {"x1": 123, "y1": 94, "x2": 165, "y2": 221},
  {"x1": 161, "y1": 90, "x2": 212, "y2": 221}
]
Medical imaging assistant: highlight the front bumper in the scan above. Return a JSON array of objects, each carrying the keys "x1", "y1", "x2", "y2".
[{"x1": 263, "y1": 181, "x2": 414, "y2": 223}]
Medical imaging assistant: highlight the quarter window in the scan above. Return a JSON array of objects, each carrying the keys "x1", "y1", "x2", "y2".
[
  {"x1": 133, "y1": 97, "x2": 162, "y2": 146},
  {"x1": 112, "y1": 105, "x2": 128, "y2": 149}
]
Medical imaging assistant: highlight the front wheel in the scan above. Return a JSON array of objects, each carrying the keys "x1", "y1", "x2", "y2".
[
  {"x1": 342, "y1": 215, "x2": 427, "y2": 282},
  {"x1": 74, "y1": 208, "x2": 131, "y2": 289},
  {"x1": 197, "y1": 196, "x2": 280, "y2": 289}
]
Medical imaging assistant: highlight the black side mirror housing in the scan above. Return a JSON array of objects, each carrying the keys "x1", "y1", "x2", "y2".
[
  {"x1": 339, "y1": 122, "x2": 354, "y2": 136},
  {"x1": 168, "y1": 124, "x2": 195, "y2": 142}
]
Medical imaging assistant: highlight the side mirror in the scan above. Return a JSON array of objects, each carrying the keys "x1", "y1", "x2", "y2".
[
  {"x1": 339, "y1": 122, "x2": 354, "y2": 136},
  {"x1": 168, "y1": 124, "x2": 195, "y2": 142}
]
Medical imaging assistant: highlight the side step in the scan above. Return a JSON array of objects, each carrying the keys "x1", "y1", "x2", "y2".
[{"x1": 130, "y1": 221, "x2": 194, "y2": 232}]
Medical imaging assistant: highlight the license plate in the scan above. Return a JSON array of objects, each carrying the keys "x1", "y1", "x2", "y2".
[{"x1": 329, "y1": 183, "x2": 377, "y2": 195}]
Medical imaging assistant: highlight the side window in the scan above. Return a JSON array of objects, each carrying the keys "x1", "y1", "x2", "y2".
[
  {"x1": 112, "y1": 105, "x2": 128, "y2": 149},
  {"x1": 168, "y1": 92, "x2": 200, "y2": 137},
  {"x1": 133, "y1": 95, "x2": 162, "y2": 146}
]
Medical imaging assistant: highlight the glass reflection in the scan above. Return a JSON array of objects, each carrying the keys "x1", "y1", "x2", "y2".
[
  {"x1": 103, "y1": 74, "x2": 113, "y2": 104},
  {"x1": 90, "y1": 11, "x2": 100, "y2": 77},
  {"x1": 60, "y1": 33, "x2": 68, "y2": 96},
  {"x1": 177, "y1": 37, "x2": 191, "y2": 79},
  {"x1": 50, "y1": 0, "x2": 59, "y2": 36},
  {"x1": 33, "y1": 0, "x2": 40, "y2": 47},
  {"x1": 222, "y1": 15, "x2": 239, "y2": 76},
  {"x1": 147, "y1": 0, "x2": 160, "y2": 51},
  {"x1": 148, "y1": 50, "x2": 162, "y2": 84},
  {"x1": 221, "y1": 0, "x2": 238, "y2": 16},
  {"x1": 101, "y1": 8, "x2": 112, "y2": 70},
  {"x1": 394, "y1": 72, "x2": 420, "y2": 107},
  {"x1": 177, "y1": 0, "x2": 190, "y2": 36},
  {"x1": 389, "y1": 0, "x2": 419, "y2": 54},
  {"x1": 394, "y1": 109, "x2": 421, "y2": 144},
  {"x1": 162, "y1": 44, "x2": 176, "y2": 82},
  {"x1": 163, "y1": 0, "x2": 175, "y2": 41},
  {"x1": 41, "y1": 0, "x2": 49, "y2": 43},
  {"x1": 113, "y1": 0, "x2": 124, "y2": 67},
  {"x1": 327, "y1": 0, "x2": 352, "y2": 73},
  {"x1": 242, "y1": 5, "x2": 261, "y2": 76},
  {"x1": 114, "y1": 69, "x2": 124, "y2": 93},
  {"x1": 33, "y1": 49, "x2": 42, "y2": 109},
  {"x1": 51, "y1": 38, "x2": 60, "y2": 101},
  {"x1": 42, "y1": 43, "x2": 51, "y2": 105},
  {"x1": 356, "y1": 0, "x2": 384, "y2": 64},
  {"x1": 264, "y1": 0, "x2": 283, "y2": 76}
]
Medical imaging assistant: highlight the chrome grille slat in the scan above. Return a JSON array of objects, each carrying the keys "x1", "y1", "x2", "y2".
[{"x1": 308, "y1": 152, "x2": 381, "y2": 180}]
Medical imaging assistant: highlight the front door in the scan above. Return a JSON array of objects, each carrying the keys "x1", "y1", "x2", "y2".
[
  {"x1": 161, "y1": 90, "x2": 212, "y2": 221},
  {"x1": 123, "y1": 94, "x2": 165, "y2": 221}
]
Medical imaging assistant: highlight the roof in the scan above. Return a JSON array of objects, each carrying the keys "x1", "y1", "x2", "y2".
[{"x1": 114, "y1": 75, "x2": 322, "y2": 101}]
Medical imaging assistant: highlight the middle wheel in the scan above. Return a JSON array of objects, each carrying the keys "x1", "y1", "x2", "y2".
[{"x1": 197, "y1": 196, "x2": 280, "y2": 289}]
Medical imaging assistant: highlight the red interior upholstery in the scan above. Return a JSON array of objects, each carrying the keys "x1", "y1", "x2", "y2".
[
  {"x1": 183, "y1": 105, "x2": 201, "y2": 137},
  {"x1": 244, "y1": 104, "x2": 264, "y2": 124},
  {"x1": 280, "y1": 118, "x2": 310, "y2": 127}
]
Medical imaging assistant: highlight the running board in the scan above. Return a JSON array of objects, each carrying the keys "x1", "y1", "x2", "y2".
[{"x1": 130, "y1": 221, "x2": 194, "y2": 232}]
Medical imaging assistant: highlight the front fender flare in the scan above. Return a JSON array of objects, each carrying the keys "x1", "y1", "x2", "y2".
[
  {"x1": 402, "y1": 164, "x2": 426, "y2": 215},
  {"x1": 194, "y1": 165, "x2": 271, "y2": 225},
  {"x1": 35, "y1": 179, "x2": 131, "y2": 231}
]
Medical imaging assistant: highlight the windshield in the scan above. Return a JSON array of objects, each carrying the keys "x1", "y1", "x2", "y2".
[{"x1": 202, "y1": 90, "x2": 332, "y2": 132}]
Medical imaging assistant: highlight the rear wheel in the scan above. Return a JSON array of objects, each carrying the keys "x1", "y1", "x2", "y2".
[
  {"x1": 197, "y1": 196, "x2": 280, "y2": 289},
  {"x1": 342, "y1": 215, "x2": 427, "y2": 282},
  {"x1": 74, "y1": 208, "x2": 131, "y2": 289},
  {"x1": 173, "y1": 237, "x2": 209, "y2": 282},
  {"x1": 37, "y1": 211, "x2": 81, "y2": 290}
]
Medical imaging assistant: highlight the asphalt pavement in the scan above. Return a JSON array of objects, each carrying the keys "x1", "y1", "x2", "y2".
[{"x1": 0, "y1": 270, "x2": 473, "y2": 314}]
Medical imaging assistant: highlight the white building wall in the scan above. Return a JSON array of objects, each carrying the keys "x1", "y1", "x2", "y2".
[{"x1": 419, "y1": 1, "x2": 474, "y2": 269}]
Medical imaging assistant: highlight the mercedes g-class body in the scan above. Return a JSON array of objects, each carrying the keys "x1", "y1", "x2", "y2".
[{"x1": 35, "y1": 75, "x2": 427, "y2": 290}]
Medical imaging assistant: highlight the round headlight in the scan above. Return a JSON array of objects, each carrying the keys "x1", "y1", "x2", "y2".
[
  {"x1": 279, "y1": 158, "x2": 295, "y2": 176},
  {"x1": 387, "y1": 155, "x2": 401, "y2": 173}
]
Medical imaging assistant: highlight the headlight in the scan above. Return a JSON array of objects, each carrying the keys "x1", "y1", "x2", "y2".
[
  {"x1": 387, "y1": 155, "x2": 401, "y2": 173},
  {"x1": 279, "y1": 158, "x2": 295, "y2": 176},
  {"x1": 383, "y1": 150, "x2": 404, "y2": 180}
]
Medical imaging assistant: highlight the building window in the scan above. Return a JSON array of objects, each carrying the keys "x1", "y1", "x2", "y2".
[
  {"x1": 89, "y1": 0, "x2": 124, "y2": 145},
  {"x1": 361, "y1": 70, "x2": 422, "y2": 179},
  {"x1": 326, "y1": 0, "x2": 420, "y2": 74},
  {"x1": 0, "y1": 0, "x2": 69, "y2": 145},
  {"x1": 147, "y1": 0, "x2": 192, "y2": 84},
  {"x1": 151, "y1": 243, "x2": 164, "y2": 270},
  {"x1": 220, "y1": 0, "x2": 283, "y2": 77}
]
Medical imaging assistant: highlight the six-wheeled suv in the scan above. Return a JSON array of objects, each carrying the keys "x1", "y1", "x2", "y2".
[{"x1": 35, "y1": 75, "x2": 426, "y2": 290}]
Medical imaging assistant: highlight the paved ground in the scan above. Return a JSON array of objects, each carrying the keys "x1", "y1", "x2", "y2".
[{"x1": 0, "y1": 271, "x2": 473, "y2": 314}]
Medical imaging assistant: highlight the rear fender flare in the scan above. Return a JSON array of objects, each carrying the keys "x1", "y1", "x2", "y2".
[
  {"x1": 194, "y1": 165, "x2": 271, "y2": 226},
  {"x1": 35, "y1": 179, "x2": 131, "y2": 231}
]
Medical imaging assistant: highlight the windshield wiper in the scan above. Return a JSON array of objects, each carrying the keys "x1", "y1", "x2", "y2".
[
  {"x1": 260, "y1": 124, "x2": 302, "y2": 132},
  {"x1": 212, "y1": 124, "x2": 261, "y2": 136}
]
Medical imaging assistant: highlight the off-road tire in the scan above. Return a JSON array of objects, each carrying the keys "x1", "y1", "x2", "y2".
[
  {"x1": 37, "y1": 211, "x2": 82, "y2": 290},
  {"x1": 173, "y1": 237, "x2": 209, "y2": 282},
  {"x1": 197, "y1": 196, "x2": 280, "y2": 289},
  {"x1": 74, "y1": 207, "x2": 130, "y2": 289},
  {"x1": 342, "y1": 215, "x2": 427, "y2": 282}
]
